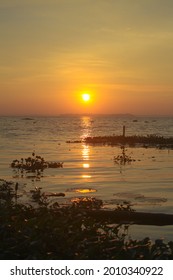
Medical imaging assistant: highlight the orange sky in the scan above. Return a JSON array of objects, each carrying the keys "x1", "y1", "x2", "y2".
[{"x1": 1, "y1": 0, "x2": 173, "y2": 116}]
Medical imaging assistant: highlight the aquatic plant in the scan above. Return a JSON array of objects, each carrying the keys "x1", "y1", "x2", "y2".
[
  {"x1": 10, "y1": 152, "x2": 63, "y2": 177},
  {"x1": 85, "y1": 134, "x2": 173, "y2": 149},
  {"x1": 114, "y1": 146, "x2": 135, "y2": 165}
]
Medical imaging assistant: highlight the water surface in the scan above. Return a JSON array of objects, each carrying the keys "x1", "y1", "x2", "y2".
[{"x1": 1, "y1": 115, "x2": 173, "y2": 240}]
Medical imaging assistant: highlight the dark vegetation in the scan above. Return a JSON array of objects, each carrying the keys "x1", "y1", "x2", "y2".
[
  {"x1": 114, "y1": 146, "x2": 136, "y2": 165},
  {"x1": 10, "y1": 152, "x2": 63, "y2": 177},
  {"x1": 85, "y1": 134, "x2": 173, "y2": 148},
  {"x1": 1, "y1": 179, "x2": 173, "y2": 260}
]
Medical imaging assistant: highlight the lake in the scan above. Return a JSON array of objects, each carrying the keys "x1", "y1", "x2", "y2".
[{"x1": 0, "y1": 115, "x2": 173, "y2": 241}]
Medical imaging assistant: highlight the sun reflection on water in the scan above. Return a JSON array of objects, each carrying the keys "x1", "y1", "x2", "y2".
[
  {"x1": 81, "y1": 116, "x2": 92, "y2": 179},
  {"x1": 81, "y1": 116, "x2": 92, "y2": 140},
  {"x1": 83, "y1": 163, "x2": 90, "y2": 168},
  {"x1": 82, "y1": 144, "x2": 90, "y2": 161},
  {"x1": 82, "y1": 145, "x2": 91, "y2": 179},
  {"x1": 82, "y1": 174, "x2": 92, "y2": 179},
  {"x1": 75, "y1": 188, "x2": 96, "y2": 193}
]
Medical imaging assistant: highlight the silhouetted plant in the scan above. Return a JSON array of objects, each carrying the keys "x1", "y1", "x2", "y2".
[
  {"x1": 30, "y1": 187, "x2": 49, "y2": 207},
  {"x1": 10, "y1": 152, "x2": 63, "y2": 178},
  {"x1": 114, "y1": 146, "x2": 135, "y2": 165},
  {"x1": 0, "y1": 179, "x2": 18, "y2": 203}
]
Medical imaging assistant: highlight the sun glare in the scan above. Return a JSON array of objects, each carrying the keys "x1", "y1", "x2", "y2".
[{"x1": 82, "y1": 93, "x2": 90, "y2": 102}]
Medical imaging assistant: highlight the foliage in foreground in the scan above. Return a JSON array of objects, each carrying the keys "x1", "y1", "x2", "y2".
[{"x1": 0, "y1": 179, "x2": 173, "y2": 260}]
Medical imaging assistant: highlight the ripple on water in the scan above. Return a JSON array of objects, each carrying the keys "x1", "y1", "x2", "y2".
[{"x1": 113, "y1": 192, "x2": 167, "y2": 205}]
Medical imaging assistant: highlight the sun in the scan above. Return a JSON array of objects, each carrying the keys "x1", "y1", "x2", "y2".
[{"x1": 82, "y1": 93, "x2": 90, "y2": 102}]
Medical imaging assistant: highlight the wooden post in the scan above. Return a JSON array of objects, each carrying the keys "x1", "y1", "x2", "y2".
[{"x1": 123, "y1": 125, "x2": 126, "y2": 137}]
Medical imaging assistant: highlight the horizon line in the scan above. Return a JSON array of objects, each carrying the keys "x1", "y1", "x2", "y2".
[{"x1": 1, "y1": 113, "x2": 173, "y2": 118}]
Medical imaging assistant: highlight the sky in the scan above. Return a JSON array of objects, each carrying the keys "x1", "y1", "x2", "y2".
[{"x1": 1, "y1": 0, "x2": 173, "y2": 116}]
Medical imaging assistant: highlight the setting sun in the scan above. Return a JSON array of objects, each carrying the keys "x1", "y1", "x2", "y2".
[{"x1": 82, "y1": 93, "x2": 90, "y2": 102}]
